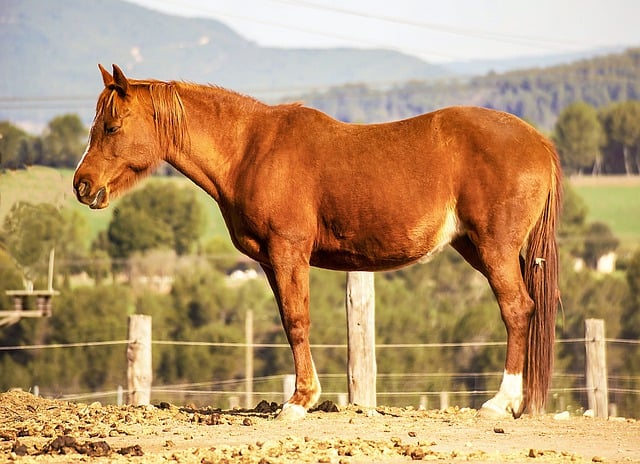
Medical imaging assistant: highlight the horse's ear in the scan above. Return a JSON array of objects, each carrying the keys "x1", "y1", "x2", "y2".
[
  {"x1": 111, "y1": 64, "x2": 129, "y2": 97},
  {"x1": 98, "y1": 63, "x2": 113, "y2": 87}
]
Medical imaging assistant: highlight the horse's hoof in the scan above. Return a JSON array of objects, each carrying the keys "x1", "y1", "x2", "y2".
[
  {"x1": 276, "y1": 403, "x2": 307, "y2": 421},
  {"x1": 477, "y1": 405, "x2": 509, "y2": 420},
  {"x1": 511, "y1": 404, "x2": 525, "y2": 419}
]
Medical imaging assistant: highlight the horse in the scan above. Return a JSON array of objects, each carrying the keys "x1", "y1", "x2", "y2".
[{"x1": 74, "y1": 64, "x2": 562, "y2": 420}]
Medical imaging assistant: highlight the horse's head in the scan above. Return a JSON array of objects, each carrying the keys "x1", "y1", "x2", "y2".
[{"x1": 74, "y1": 64, "x2": 172, "y2": 209}]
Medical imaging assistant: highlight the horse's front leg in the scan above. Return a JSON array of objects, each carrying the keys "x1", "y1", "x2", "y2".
[{"x1": 261, "y1": 259, "x2": 321, "y2": 420}]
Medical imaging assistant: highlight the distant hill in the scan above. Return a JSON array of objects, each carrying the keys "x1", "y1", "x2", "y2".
[
  {"x1": 0, "y1": 0, "x2": 447, "y2": 129},
  {"x1": 297, "y1": 48, "x2": 640, "y2": 131},
  {"x1": 445, "y1": 46, "x2": 627, "y2": 76}
]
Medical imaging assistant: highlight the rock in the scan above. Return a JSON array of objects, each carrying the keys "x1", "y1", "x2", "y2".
[
  {"x1": 11, "y1": 442, "x2": 27, "y2": 456},
  {"x1": 314, "y1": 400, "x2": 339, "y2": 413},
  {"x1": 553, "y1": 411, "x2": 571, "y2": 420},
  {"x1": 118, "y1": 444, "x2": 144, "y2": 456}
]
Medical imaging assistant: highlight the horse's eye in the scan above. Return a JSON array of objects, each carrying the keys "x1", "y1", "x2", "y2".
[{"x1": 105, "y1": 124, "x2": 120, "y2": 134}]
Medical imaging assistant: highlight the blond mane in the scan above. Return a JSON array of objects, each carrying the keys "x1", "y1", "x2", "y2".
[{"x1": 95, "y1": 79, "x2": 305, "y2": 159}]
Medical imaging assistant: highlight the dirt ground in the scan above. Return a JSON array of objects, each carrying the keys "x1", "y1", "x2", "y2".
[{"x1": 0, "y1": 390, "x2": 638, "y2": 463}]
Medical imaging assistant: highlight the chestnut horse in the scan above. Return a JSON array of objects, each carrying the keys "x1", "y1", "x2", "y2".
[{"x1": 74, "y1": 64, "x2": 561, "y2": 420}]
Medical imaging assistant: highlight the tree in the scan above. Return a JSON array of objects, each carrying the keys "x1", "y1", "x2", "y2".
[
  {"x1": 32, "y1": 285, "x2": 132, "y2": 392},
  {"x1": 0, "y1": 121, "x2": 33, "y2": 170},
  {"x1": 582, "y1": 221, "x2": 619, "y2": 269},
  {"x1": 57, "y1": 208, "x2": 91, "y2": 279},
  {"x1": 104, "y1": 182, "x2": 205, "y2": 261},
  {"x1": 107, "y1": 203, "x2": 173, "y2": 260},
  {"x1": 162, "y1": 263, "x2": 274, "y2": 384},
  {"x1": 40, "y1": 114, "x2": 87, "y2": 168},
  {"x1": 201, "y1": 236, "x2": 244, "y2": 273},
  {"x1": 599, "y1": 101, "x2": 640, "y2": 175},
  {"x1": 1, "y1": 202, "x2": 66, "y2": 286},
  {"x1": 553, "y1": 102, "x2": 605, "y2": 175},
  {"x1": 621, "y1": 249, "x2": 640, "y2": 339},
  {"x1": 558, "y1": 181, "x2": 589, "y2": 257},
  {"x1": 0, "y1": 248, "x2": 23, "y2": 308}
]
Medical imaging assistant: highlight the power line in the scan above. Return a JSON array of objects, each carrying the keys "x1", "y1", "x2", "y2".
[
  {"x1": 143, "y1": 0, "x2": 592, "y2": 60},
  {"x1": 274, "y1": 0, "x2": 590, "y2": 50},
  {"x1": 131, "y1": 0, "x2": 466, "y2": 60}
]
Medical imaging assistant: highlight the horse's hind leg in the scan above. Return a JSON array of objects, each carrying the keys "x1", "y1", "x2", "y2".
[
  {"x1": 452, "y1": 236, "x2": 534, "y2": 418},
  {"x1": 260, "y1": 259, "x2": 321, "y2": 420}
]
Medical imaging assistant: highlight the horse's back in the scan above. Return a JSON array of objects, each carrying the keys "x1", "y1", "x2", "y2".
[
  {"x1": 305, "y1": 105, "x2": 556, "y2": 216},
  {"x1": 294, "y1": 105, "x2": 553, "y2": 179}
]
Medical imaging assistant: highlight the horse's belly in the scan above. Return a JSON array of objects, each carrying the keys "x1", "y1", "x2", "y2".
[{"x1": 311, "y1": 208, "x2": 460, "y2": 272}]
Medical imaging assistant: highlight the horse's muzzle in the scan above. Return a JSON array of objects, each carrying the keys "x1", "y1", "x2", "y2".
[{"x1": 74, "y1": 180, "x2": 107, "y2": 209}]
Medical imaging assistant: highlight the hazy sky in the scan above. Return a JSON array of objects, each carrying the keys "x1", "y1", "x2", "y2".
[{"x1": 126, "y1": 0, "x2": 640, "y2": 63}]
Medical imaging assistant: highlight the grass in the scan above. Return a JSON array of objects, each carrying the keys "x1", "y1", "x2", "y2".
[
  {"x1": 1, "y1": 167, "x2": 639, "y2": 250},
  {"x1": 570, "y1": 176, "x2": 640, "y2": 249}
]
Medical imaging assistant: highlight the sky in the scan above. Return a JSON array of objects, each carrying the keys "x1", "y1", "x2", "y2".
[{"x1": 125, "y1": 0, "x2": 640, "y2": 63}]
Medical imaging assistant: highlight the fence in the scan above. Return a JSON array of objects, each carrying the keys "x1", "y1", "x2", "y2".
[{"x1": 2, "y1": 316, "x2": 639, "y2": 418}]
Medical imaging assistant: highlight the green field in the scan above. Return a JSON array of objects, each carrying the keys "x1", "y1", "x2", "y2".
[
  {"x1": 571, "y1": 176, "x2": 640, "y2": 248},
  {"x1": 1, "y1": 167, "x2": 639, "y2": 250}
]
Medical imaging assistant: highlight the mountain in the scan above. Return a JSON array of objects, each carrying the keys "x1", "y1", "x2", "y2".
[{"x1": 0, "y1": 0, "x2": 447, "y2": 129}]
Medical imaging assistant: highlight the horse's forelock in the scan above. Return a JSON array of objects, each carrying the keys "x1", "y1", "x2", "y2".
[
  {"x1": 95, "y1": 88, "x2": 121, "y2": 121},
  {"x1": 94, "y1": 81, "x2": 190, "y2": 156}
]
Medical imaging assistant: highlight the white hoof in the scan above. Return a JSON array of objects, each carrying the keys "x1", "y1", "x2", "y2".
[
  {"x1": 478, "y1": 371, "x2": 523, "y2": 419},
  {"x1": 478, "y1": 399, "x2": 510, "y2": 419},
  {"x1": 277, "y1": 403, "x2": 307, "y2": 421}
]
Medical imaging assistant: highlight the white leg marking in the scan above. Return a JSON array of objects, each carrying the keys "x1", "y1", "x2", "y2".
[
  {"x1": 418, "y1": 207, "x2": 460, "y2": 264},
  {"x1": 276, "y1": 361, "x2": 321, "y2": 421},
  {"x1": 277, "y1": 403, "x2": 307, "y2": 421}
]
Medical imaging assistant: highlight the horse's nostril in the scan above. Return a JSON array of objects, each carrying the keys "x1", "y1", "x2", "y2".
[{"x1": 76, "y1": 181, "x2": 89, "y2": 197}]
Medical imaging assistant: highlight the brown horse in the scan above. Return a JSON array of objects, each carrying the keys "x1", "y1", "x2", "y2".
[{"x1": 74, "y1": 64, "x2": 561, "y2": 420}]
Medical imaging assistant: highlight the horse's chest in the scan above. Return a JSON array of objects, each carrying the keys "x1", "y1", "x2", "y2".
[{"x1": 224, "y1": 212, "x2": 270, "y2": 263}]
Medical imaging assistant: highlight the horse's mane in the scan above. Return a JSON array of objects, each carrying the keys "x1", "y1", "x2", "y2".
[
  {"x1": 177, "y1": 81, "x2": 304, "y2": 111},
  {"x1": 148, "y1": 81, "x2": 190, "y2": 155},
  {"x1": 96, "y1": 79, "x2": 303, "y2": 157}
]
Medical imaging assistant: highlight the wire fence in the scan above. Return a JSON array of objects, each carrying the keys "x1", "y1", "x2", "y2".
[{"x1": 2, "y1": 336, "x2": 639, "y2": 417}]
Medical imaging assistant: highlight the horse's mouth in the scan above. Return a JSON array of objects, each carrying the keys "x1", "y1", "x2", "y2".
[{"x1": 89, "y1": 187, "x2": 108, "y2": 209}]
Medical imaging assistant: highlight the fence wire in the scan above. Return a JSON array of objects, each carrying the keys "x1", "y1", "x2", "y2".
[{"x1": 3, "y1": 336, "x2": 638, "y2": 416}]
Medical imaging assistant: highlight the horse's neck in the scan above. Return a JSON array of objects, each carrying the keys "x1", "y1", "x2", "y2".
[{"x1": 170, "y1": 85, "x2": 268, "y2": 204}]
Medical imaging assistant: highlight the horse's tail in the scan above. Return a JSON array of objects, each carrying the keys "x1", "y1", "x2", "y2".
[{"x1": 523, "y1": 142, "x2": 563, "y2": 414}]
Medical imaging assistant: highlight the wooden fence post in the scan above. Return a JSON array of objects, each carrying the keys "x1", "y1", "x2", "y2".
[
  {"x1": 245, "y1": 309, "x2": 254, "y2": 409},
  {"x1": 585, "y1": 318, "x2": 608, "y2": 418},
  {"x1": 127, "y1": 314, "x2": 152, "y2": 406},
  {"x1": 345, "y1": 271, "x2": 376, "y2": 407}
]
